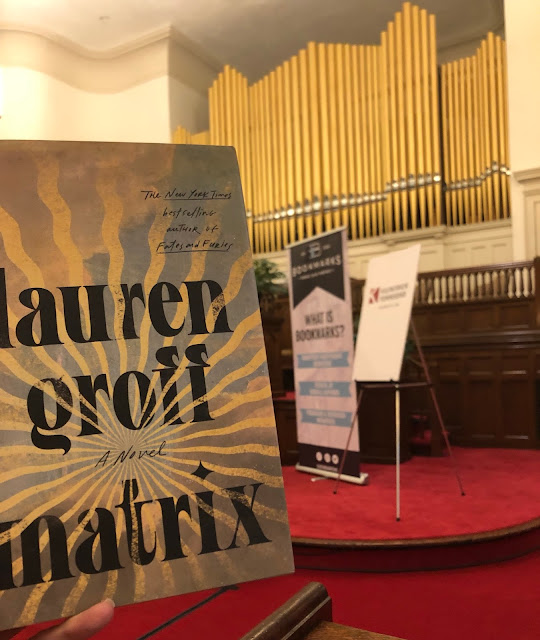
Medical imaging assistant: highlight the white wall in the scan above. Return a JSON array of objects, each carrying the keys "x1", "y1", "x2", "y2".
[
  {"x1": 504, "y1": 0, "x2": 540, "y2": 260},
  {"x1": 0, "y1": 67, "x2": 173, "y2": 143},
  {"x1": 504, "y1": 0, "x2": 540, "y2": 174},
  {"x1": 0, "y1": 28, "x2": 215, "y2": 144},
  {"x1": 169, "y1": 77, "x2": 209, "y2": 136}
]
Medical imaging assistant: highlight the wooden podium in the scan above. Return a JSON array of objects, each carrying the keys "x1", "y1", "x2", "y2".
[{"x1": 240, "y1": 582, "x2": 405, "y2": 640}]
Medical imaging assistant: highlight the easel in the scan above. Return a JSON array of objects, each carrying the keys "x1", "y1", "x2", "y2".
[{"x1": 334, "y1": 319, "x2": 465, "y2": 520}]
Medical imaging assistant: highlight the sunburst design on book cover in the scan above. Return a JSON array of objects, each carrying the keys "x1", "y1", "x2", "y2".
[{"x1": 0, "y1": 140, "x2": 293, "y2": 631}]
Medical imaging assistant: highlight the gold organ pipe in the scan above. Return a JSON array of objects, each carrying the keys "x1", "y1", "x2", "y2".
[
  {"x1": 214, "y1": 75, "x2": 222, "y2": 146},
  {"x1": 452, "y1": 60, "x2": 463, "y2": 224},
  {"x1": 328, "y1": 44, "x2": 340, "y2": 231},
  {"x1": 344, "y1": 44, "x2": 358, "y2": 238},
  {"x1": 480, "y1": 40, "x2": 494, "y2": 220},
  {"x1": 440, "y1": 64, "x2": 450, "y2": 219},
  {"x1": 372, "y1": 46, "x2": 384, "y2": 235},
  {"x1": 191, "y1": 131, "x2": 210, "y2": 145},
  {"x1": 476, "y1": 46, "x2": 487, "y2": 218},
  {"x1": 318, "y1": 43, "x2": 332, "y2": 231},
  {"x1": 373, "y1": 43, "x2": 382, "y2": 234},
  {"x1": 276, "y1": 64, "x2": 288, "y2": 249},
  {"x1": 403, "y1": 2, "x2": 417, "y2": 229},
  {"x1": 259, "y1": 79, "x2": 269, "y2": 252},
  {"x1": 358, "y1": 45, "x2": 370, "y2": 237},
  {"x1": 270, "y1": 70, "x2": 281, "y2": 251},
  {"x1": 242, "y1": 75, "x2": 253, "y2": 247},
  {"x1": 496, "y1": 36, "x2": 509, "y2": 218},
  {"x1": 456, "y1": 59, "x2": 465, "y2": 223},
  {"x1": 171, "y1": 125, "x2": 182, "y2": 144},
  {"x1": 487, "y1": 33, "x2": 501, "y2": 220},
  {"x1": 379, "y1": 33, "x2": 393, "y2": 234},
  {"x1": 200, "y1": 4, "x2": 511, "y2": 252},
  {"x1": 457, "y1": 58, "x2": 466, "y2": 223},
  {"x1": 387, "y1": 23, "x2": 400, "y2": 232},
  {"x1": 224, "y1": 66, "x2": 233, "y2": 145},
  {"x1": 299, "y1": 49, "x2": 311, "y2": 241},
  {"x1": 465, "y1": 57, "x2": 477, "y2": 223},
  {"x1": 395, "y1": 12, "x2": 408, "y2": 230},
  {"x1": 412, "y1": 5, "x2": 426, "y2": 228},
  {"x1": 366, "y1": 45, "x2": 376, "y2": 236},
  {"x1": 252, "y1": 80, "x2": 261, "y2": 252},
  {"x1": 233, "y1": 71, "x2": 242, "y2": 200},
  {"x1": 336, "y1": 43, "x2": 349, "y2": 231},
  {"x1": 291, "y1": 55, "x2": 304, "y2": 240},
  {"x1": 308, "y1": 42, "x2": 323, "y2": 236},
  {"x1": 262, "y1": 74, "x2": 273, "y2": 251},
  {"x1": 501, "y1": 37, "x2": 510, "y2": 215},
  {"x1": 250, "y1": 82, "x2": 260, "y2": 252},
  {"x1": 220, "y1": 70, "x2": 226, "y2": 146},
  {"x1": 420, "y1": 10, "x2": 434, "y2": 227},
  {"x1": 447, "y1": 62, "x2": 458, "y2": 225},
  {"x1": 284, "y1": 60, "x2": 296, "y2": 244},
  {"x1": 259, "y1": 79, "x2": 268, "y2": 252},
  {"x1": 429, "y1": 14, "x2": 442, "y2": 225},
  {"x1": 471, "y1": 55, "x2": 483, "y2": 219},
  {"x1": 351, "y1": 45, "x2": 363, "y2": 239},
  {"x1": 230, "y1": 68, "x2": 238, "y2": 151},
  {"x1": 208, "y1": 82, "x2": 216, "y2": 145}
]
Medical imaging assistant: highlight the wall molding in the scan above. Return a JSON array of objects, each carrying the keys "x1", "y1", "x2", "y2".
[
  {"x1": 260, "y1": 219, "x2": 513, "y2": 280},
  {"x1": 513, "y1": 166, "x2": 540, "y2": 188},
  {"x1": 0, "y1": 25, "x2": 220, "y2": 95},
  {"x1": 512, "y1": 166, "x2": 540, "y2": 260},
  {"x1": 437, "y1": 0, "x2": 504, "y2": 52}
]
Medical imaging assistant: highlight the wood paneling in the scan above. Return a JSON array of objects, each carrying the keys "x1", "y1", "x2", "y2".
[
  {"x1": 240, "y1": 582, "x2": 405, "y2": 640},
  {"x1": 356, "y1": 386, "x2": 412, "y2": 463},
  {"x1": 273, "y1": 397, "x2": 298, "y2": 465},
  {"x1": 499, "y1": 302, "x2": 533, "y2": 328},
  {"x1": 268, "y1": 259, "x2": 540, "y2": 457}
]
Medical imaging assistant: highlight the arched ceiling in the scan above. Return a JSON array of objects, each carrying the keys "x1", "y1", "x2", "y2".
[{"x1": 0, "y1": 0, "x2": 504, "y2": 81}]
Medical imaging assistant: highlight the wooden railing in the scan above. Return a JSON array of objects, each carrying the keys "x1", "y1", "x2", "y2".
[
  {"x1": 349, "y1": 257, "x2": 540, "y2": 327},
  {"x1": 414, "y1": 258, "x2": 538, "y2": 304}
]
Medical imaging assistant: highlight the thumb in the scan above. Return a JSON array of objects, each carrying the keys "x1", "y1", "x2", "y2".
[{"x1": 32, "y1": 600, "x2": 115, "y2": 640}]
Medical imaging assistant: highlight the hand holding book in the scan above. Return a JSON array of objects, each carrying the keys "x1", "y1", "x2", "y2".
[{"x1": 0, "y1": 600, "x2": 115, "y2": 640}]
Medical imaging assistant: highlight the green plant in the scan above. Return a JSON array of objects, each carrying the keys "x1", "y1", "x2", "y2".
[{"x1": 253, "y1": 259, "x2": 286, "y2": 298}]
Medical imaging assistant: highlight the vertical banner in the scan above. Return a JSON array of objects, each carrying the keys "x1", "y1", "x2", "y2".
[
  {"x1": 353, "y1": 244, "x2": 421, "y2": 382},
  {"x1": 288, "y1": 229, "x2": 365, "y2": 483}
]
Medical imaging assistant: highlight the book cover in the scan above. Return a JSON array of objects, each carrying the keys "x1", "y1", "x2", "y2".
[{"x1": 0, "y1": 140, "x2": 293, "y2": 630}]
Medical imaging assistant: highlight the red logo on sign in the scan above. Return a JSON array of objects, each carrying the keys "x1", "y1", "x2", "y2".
[{"x1": 369, "y1": 288, "x2": 380, "y2": 304}]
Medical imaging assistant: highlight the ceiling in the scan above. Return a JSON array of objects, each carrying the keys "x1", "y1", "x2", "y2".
[{"x1": 0, "y1": 0, "x2": 504, "y2": 81}]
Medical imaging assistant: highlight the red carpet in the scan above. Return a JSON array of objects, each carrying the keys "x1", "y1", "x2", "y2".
[
  {"x1": 16, "y1": 552, "x2": 540, "y2": 639},
  {"x1": 284, "y1": 447, "x2": 540, "y2": 541},
  {"x1": 13, "y1": 448, "x2": 540, "y2": 639}
]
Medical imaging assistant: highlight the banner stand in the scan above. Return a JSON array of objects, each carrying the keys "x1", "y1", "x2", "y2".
[
  {"x1": 296, "y1": 464, "x2": 369, "y2": 485},
  {"x1": 288, "y1": 228, "x2": 363, "y2": 484},
  {"x1": 334, "y1": 320, "x2": 466, "y2": 514},
  {"x1": 395, "y1": 383, "x2": 400, "y2": 521}
]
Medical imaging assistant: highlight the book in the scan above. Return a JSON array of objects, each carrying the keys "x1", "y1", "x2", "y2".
[{"x1": 0, "y1": 140, "x2": 293, "y2": 630}]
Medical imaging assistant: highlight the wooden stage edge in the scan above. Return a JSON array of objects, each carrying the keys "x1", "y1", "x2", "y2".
[
  {"x1": 241, "y1": 582, "x2": 404, "y2": 640},
  {"x1": 292, "y1": 516, "x2": 540, "y2": 549}
]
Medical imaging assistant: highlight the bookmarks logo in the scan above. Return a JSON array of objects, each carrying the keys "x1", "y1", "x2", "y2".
[
  {"x1": 308, "y1": 241, "x2": 322, "y2": 259},
  {"x1": 369, "y1": 287, "x2": 380, "y2": 304}
]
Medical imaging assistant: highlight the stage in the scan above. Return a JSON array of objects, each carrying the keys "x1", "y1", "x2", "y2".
[
  {"x1": 284, "y1": 447, "x2": 540, "y2": 571},
  {"x1": 16, "y1": 447, "x2": 540, "y2": 640}
]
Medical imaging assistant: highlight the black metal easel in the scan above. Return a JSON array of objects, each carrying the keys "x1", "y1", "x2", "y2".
[{"x1": 333, "y1": 319, "x2": 465, "y2": 519}]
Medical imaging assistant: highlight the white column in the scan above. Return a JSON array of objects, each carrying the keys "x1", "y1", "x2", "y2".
[{"x1": 505, "y1": 0, "x2": 540, "y2": 260}]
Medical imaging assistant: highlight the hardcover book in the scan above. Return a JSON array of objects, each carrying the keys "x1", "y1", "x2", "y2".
[{"x1": 0, "y1": 140, "x2": 293, "y2": 630}]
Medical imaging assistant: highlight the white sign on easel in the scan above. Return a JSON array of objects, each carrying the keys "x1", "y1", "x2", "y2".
[
  {"x1": 353, "y1": 244, "x2": 421, "y2": 520},
  {"x1": 353, "y1": 244, "x2": 421, "y2": 382}
]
